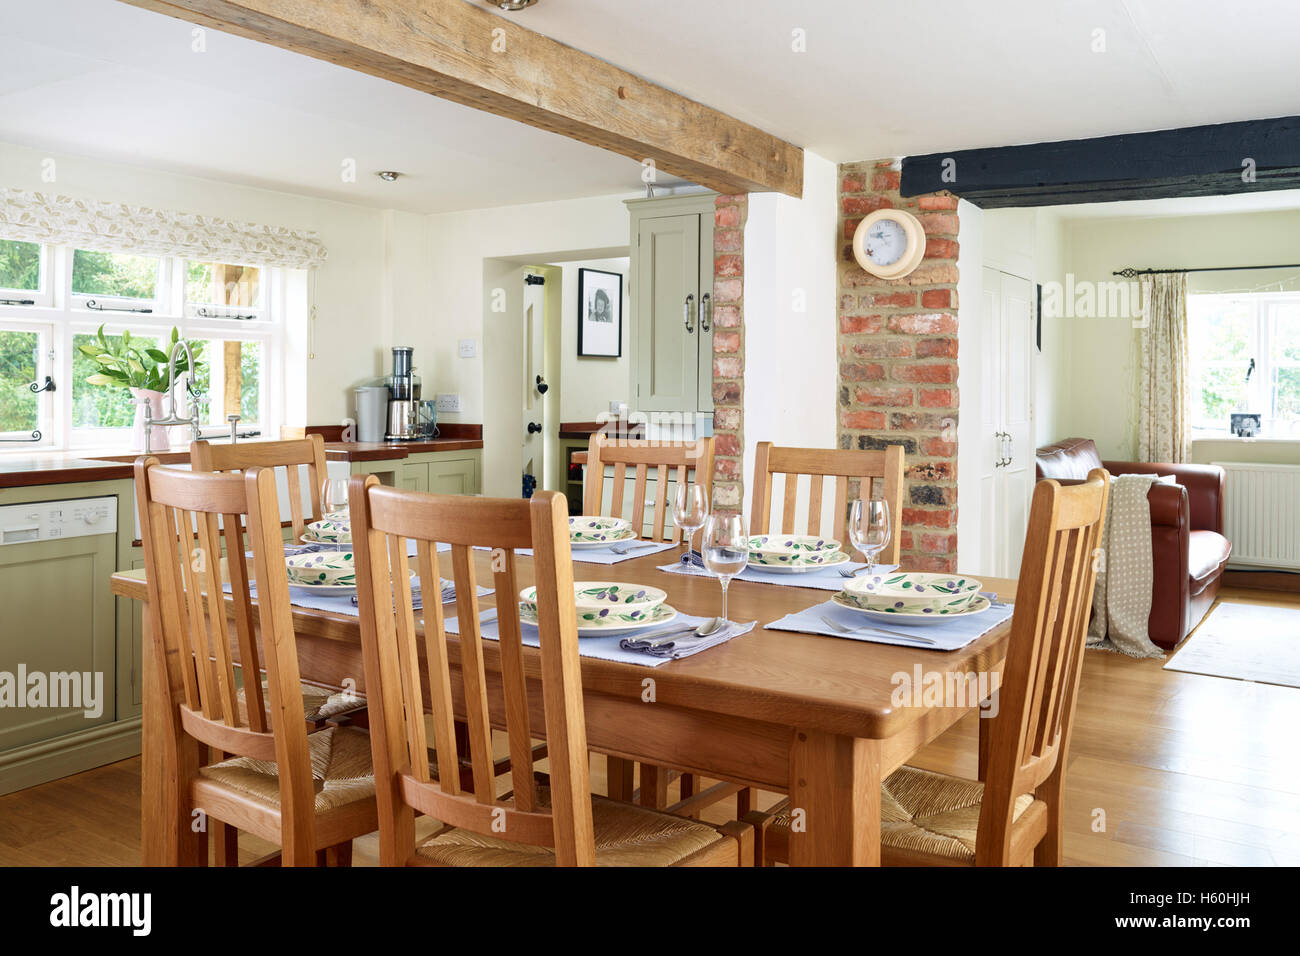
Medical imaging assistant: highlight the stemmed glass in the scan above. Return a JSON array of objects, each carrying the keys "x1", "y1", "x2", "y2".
[
  {"x1": 849, "y1": 498, "x2": 891, "y2": 576},
  {"x1": 702, "y1": 514, "x2": 748, "y2": 624},
  {"x1": 322, "y1": 477, "x2": 350, "y2": 517},
  {"x1": 673, "y1": 483, "x2": 708, "y2": 553}
]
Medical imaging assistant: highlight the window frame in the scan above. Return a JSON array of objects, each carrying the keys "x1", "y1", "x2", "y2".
[
  {"x1": 1189, "y1": 290, "x2": 1300, "y2": 439},
  {"x1": 0, "y1": 238, "x2": 286, "y2": 452},
  {"x1": 0, "y1": 239, "x2": 54, "y2": 308}
]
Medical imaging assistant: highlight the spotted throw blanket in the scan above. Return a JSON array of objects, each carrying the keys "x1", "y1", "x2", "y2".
[{"x1": 1087, "y1": 474, "x2": 1167, "y2": 659}]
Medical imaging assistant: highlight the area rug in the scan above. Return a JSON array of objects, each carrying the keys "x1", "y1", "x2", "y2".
[{"x1": 1164, "y1": 602, "x2": 1300, "y2": 688}]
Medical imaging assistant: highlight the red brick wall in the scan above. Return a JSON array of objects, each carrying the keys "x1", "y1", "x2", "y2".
[
  {"x1": 838, "y1": 160, "x2": 960, "y2": 572},
  {"x1": 711, "y1": 193, "x2": 747, "y2": 516}
]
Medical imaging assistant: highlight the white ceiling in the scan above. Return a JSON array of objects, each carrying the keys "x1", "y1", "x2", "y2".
[
  {"x1": 1051, "y1": 190, "x2": 1300, "y2": 221},
  {"x1": 2, "y1": 0, "x2": 1299, "y2": 214}
]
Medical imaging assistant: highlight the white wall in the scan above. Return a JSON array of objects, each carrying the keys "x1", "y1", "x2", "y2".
[
  {"x1": 0, "y1": 139, "x2": 389, "y2": 425},
  {"x1": 1058, "y1": 208, "x2": 1300, "y2": 459},
  {"x1": 955, "y1": 200, "x2": 985, "y2": 573},
  {"x1": 553, "y1": 256, "x2": 631, "y2": 421},
  {"x1": 742, "y1": 150, "x2": 838, "y2": 530}
]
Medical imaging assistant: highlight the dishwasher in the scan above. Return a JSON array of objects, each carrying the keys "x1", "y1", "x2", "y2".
[{"x1": 0, "y1": 496, "x2": 118, "y2": 757}]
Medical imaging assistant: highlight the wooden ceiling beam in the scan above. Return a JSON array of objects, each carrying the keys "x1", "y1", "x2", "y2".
[{"x1": 117, "y1": 0, "x2": 803, "y2": 197}]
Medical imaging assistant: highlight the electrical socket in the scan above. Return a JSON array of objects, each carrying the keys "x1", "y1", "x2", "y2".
[
  {"x1": 435, "y1": 393, "x2": 462, "y2": 413},
  {"x1": 457, "y1": 338, "x2": 477, "y2": 358}
]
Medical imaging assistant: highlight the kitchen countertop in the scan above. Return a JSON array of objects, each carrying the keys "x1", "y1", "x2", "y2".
[{"x1": 0, "y1": 435, "x2": 483, "y2": 489}]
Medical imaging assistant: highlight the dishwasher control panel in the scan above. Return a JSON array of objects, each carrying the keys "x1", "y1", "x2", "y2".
[{"x1": 0, "y1": 496, "x2": 117, "y2": 546}]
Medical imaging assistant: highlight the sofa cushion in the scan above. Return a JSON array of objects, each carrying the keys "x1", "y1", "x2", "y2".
[
  {"x1": 1035, "y1": 438, "x2": 1104, "y2": 481},
  {"x1": 1188, "y1": 530, "x2": 1231, "y2": 586}
]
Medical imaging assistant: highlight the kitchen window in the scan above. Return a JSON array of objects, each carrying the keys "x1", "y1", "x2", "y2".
[
  {"x1": 0, "y1": 236, "x2": 286, "y2": 450},
  {"x1": 1189, "y1": 292, "x2": 1300, "y2": 439}
]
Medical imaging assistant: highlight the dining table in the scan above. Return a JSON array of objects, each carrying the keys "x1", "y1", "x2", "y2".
[{"x1": 110, "y1": 546, "x2": 1016, "y2": 867}]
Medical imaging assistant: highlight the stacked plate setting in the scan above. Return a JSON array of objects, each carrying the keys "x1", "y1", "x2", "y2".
[
  {"x1": 519, "y1": 581, "x2": 677, "y2": 636},
  {"x1": 834, "y1": 571, "x2": 988, "y2": 626},
  {"x1": 303, "y1": 512, "x2": 351, "y2": 545},
  {"x1": 746, "y1": 534, "x2": 850, "y2": 573},
  {"x1": 568, "y1": 515, "x2": 636, "y2": 549}
]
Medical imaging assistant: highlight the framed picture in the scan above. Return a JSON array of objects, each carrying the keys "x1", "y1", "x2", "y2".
[
  {"x1": 577, "y1": 267, "x2": 622, "y2": 357},
  {"x1": 1230, "y1": 412, "x2": 1261, "y2": 437}
]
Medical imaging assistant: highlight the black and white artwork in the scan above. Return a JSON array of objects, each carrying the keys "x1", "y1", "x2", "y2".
[
  {"x1": 577, "y1": 267, "x2": 622, "y2": 357},
  {"x1": 1230, "y1": 412, "x2": 1261, "y2": 437}
]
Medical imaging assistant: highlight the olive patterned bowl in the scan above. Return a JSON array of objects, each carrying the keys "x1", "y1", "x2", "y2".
[
  {"x1": 840, "y1": 571, "x2": 982, "y2": 614},
  {"x1": 285, "y1": 549, "x2": 356, "y2": 587},
  {"x1": 518, "y1": 581, "x2": 667, "y2": 626},
  {"x1": 746, "y1": 534, "x2": 842, "y2": 567}
]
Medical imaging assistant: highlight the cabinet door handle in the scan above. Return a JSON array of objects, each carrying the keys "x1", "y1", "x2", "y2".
[
  {"x1": 698, "y1": 292, "x2": 711, "y2": 332},
  {"x1": 684, "y1": 293, "x2": 695, "y2": 333}
]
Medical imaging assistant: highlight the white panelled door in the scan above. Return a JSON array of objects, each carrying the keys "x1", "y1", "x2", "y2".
[
  {"x1": 521, "y1": 271, "x2": 546, "y2": 491},
  {"x1": 977, "y1": 268, "x2": 1036, "y2": 578}
]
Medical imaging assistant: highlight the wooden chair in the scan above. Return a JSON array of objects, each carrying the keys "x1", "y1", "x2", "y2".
[
  {"x1": 750, "y1": 442, "x2": 905, "y2": 565},
  {"x1": 191, "y1": 434, "x2": 330, "y2": 545},
  {"x1": 582, "y1": 432, "x2": 715, "y2": 543},
  {"x1": 745, "y1": 468, "x2": 1111, "y2": 866},
  {"x1": 349, "y1": 480, "x2": 752, "y2": 866},
  {"x1": 134, "y1": 458, "x2": 379, "y2": 866},
  {"x1": 581, "y1": 432, "x2": 733, "y2": 812}
]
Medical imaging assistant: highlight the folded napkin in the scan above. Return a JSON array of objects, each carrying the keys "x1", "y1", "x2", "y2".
[
  {"x1": 620, "y1": 619, "x2": 756, "y2": 659},
  {"x1": 443, "y1": 610, "x2": 752, "y2": 668},
  {"x1": 765, "y1": 598, "x2": 1014, "y2": 651},
  {"x1": 662, "y1": 551, "x2": 900, "y2": 591},
  {"x1": 474, "y1": 541, "x2": 679, "y2": 565}
]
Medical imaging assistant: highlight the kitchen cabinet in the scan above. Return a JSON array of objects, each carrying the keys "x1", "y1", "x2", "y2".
[
  {"x1": 626, "y1": 193, "x2": 716, "y2": 414},
  {"x1": 351, "y1": 449, "x2": 481, "y2": 496}
]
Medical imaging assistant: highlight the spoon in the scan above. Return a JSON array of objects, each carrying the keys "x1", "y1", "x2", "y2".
[{"x1": 643, "y1": 616, "x2": 724, "y2": 648}]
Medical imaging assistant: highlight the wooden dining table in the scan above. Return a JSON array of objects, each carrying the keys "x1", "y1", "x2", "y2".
[{"x1": 111, "y1": 548, "x2": 1016, "y2": 866}]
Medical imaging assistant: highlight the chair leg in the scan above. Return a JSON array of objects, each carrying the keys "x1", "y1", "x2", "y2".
[
  {"x1": 213, "y1": 822, "x2": 239, "y2": 867},
  {"x1": 1033, "y1": 765, "x2": 1066, "y2": 867},
  {"x1": 606, "y1": 756, "x2": 635, "y2": 800},
  {"x1": 742, "y1": 809, "x2": 777, "y2": 867},
  {"x1": 679, "y1": 773, "x2": 696, "y2": 800},
  {"x1": 736, "y1": 787, "x2": 753, "y2": 817},
  {"x1": 638, "y1": 764, "x2": 670, "y2": 809},
  {"x1": 321, "y1": 841, "x2": 354, "y2": 867}
]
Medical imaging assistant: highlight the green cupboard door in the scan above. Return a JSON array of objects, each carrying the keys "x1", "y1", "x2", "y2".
[
  {"x1": 398, "y1": 461, "x2": 429, "y2": 492},
  {"x1": 0, "y1": 534, "x2": 117, "y2": 749},
  {"x1": 428, "y1": 457, "x2": 478, "y2": 495}
]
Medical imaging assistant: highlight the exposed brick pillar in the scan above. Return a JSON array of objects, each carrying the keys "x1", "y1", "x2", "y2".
[
  {"x1": 838, "y1": 160, "x2": 960, "y2": 573},
  {"x1": 712, "y1": 193, "x2": 747, "y2": 516}
]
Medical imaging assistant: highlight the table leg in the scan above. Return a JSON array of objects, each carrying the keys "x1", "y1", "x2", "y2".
[
  {"x1": 978, "y1": 707, "x2": 992, "y2": 782},
  {"x1": 788, "y1": 729, "x2": 881, "y2": 866},
  {"x1": 140, "y1": 603, "x2": 203, "y2": 866}
]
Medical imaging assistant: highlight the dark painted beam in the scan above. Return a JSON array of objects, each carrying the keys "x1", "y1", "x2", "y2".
[{"x1": 901, "y1": 115, "x2": 1300, "y2": 208}]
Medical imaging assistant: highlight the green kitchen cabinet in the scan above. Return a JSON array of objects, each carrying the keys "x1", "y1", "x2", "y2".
[{"x1": 350, "y1": 450, "x2": 481, "y2": 496}]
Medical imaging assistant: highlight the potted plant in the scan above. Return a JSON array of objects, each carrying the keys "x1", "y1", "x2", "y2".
[{"x1": 78, "y1": 325, "x2": 205, "y2": 451}]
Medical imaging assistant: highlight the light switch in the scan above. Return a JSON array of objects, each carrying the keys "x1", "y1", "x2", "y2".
[
  {"x1": 458, "y1": 339, "x2": 477, "y2": 358},
  {"x1": 435, "y1": 393, "x2": 462, "y2": 413}
]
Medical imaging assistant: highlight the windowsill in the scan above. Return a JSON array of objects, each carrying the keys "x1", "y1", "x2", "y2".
[{"x1": 1191, "y1": 435, "x2": 1300, "y2": 444}]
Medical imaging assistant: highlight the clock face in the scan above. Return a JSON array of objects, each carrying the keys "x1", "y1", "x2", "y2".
[{"x1": 864, "y1": 218, "x2": 907, "y2": 267}]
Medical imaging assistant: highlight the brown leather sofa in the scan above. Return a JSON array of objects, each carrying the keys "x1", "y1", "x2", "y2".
[{"x1": 1035, "y1": 438, "x2": 1231, "y2": 648}]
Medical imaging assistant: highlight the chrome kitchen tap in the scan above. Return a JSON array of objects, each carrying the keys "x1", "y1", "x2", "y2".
[{"x1": 143, "y1": 340, "x2": 204, "y2": 454}]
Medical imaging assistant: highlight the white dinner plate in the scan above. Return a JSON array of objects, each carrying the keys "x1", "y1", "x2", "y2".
[
  {"x1": 287, "y1": 569, "x2": 416, "y2": 596},
  {"x1": 830, "y1": 592, "x2": 993, "y2": 626},
  {"x1": 520, "y1": 601, "x2": 678, "y2": 637},
  {"x1": 752, "y1": 551, "x2": 852, "y2": 574}
]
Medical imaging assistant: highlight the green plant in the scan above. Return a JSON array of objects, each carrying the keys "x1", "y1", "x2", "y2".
[{"x1": 78, "y1": 325, "x2": 204, "y2": 393}]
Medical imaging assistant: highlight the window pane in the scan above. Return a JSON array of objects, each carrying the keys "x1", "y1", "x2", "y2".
[
  {"x1": 71, "y1": 250, "x2": 159, "y2": 300},
  {"x1": 187, "y1": 261, "x2": 260, "y2": 310},
  {"x1": 1273, "y1": 367, "x2": 1300, "y2": 423},
  {"x1": 0, "y1": 329, "x2": 39, "y2": 433},
  {"x1": 191, "y1": 338, "x2": 262, "y2": 425},
  {"x1": 0, "y1": 238, "x2": 41, "y2": 292},
  {"x1": 72, "y1": 332, "x2": 161, "y2": 429},
  {"x1": 1188, "y1": 298, "x2": 1252, "y2": 361},
  {"x1": 1272, "y1": 303, "x2": 1300, "y2": 363}
]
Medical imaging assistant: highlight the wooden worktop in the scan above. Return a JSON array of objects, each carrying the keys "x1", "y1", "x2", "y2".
[{"x1": 0, "y1": 425, "x2": 483, "y2": 489}]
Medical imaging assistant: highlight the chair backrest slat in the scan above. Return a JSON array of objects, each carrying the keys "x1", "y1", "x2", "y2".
[
  {"x1": 191, "y1": 435, "x2": 329, "y2": 544},
  {"x1": 583, "y1": 433, "x2": 716, "y2": 544},
  {"x1": 976, "y1": 468, "x2": 1109, "y2": 865},
  {"x1": 352, "y1": 482, "x2": 595, "y2": 864},
  {"x1": 750, "y1": 443, "x2": 906, "y2": 565},
  {"x1": 135, "y1": 457, "x2": 320, "y2": 862}
]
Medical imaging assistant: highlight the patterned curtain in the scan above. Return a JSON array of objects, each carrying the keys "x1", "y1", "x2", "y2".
[
  {"x1": 0, "y1": 187, "x2": 328, "y2": 268},
  {"x1": 1136, "y1": 272, "x2": 1189, "y2": 463}
]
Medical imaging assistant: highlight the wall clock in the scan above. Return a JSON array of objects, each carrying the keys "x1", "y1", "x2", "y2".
[{"x1": 852, "y1": 209, "x2": 927, "y2": 280}]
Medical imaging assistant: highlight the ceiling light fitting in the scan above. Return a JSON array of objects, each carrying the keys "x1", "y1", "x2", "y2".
[
  {"x1": 376, "y1": 171, "x2": 402, "y2": 182},
  {"x1": 491, "y1": 0, "x2": 537, "y2": 10}
]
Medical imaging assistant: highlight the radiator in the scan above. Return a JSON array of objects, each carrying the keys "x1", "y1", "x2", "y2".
[{"x1": 1212, "y1": 461, "x2": 1300, "y2": 570}]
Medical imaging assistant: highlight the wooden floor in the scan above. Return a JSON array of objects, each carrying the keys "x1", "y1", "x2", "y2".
[{"x1": 3, "y1": 585, "x2": 1297, "y2": 867}]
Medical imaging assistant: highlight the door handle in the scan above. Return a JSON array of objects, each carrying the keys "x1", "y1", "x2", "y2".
[
  {"x1": 527, "y1": 421, "x2": 542, "y2": 434},
  {"x1": 994, "y1": 431, "x2": 1010, "y2": 468},
  {"x1": 698, "y1": 292, "x2": 711, "y2": 332},
  {"x1": 684, "y1": 293, "x2": 695, "y2": 333},
  {"x1": 535, "y1": 374, "x2": 548, "y2": 395}
]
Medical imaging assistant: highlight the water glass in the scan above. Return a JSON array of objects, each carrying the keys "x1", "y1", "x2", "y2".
[
  {"x1": 849, "y1": 498, "x2": 891, "y2": 574},
  {"x1": 673, "y1": 483, "x2": 708, "y2": 551},
  {"x1": 702, "y1": 513, "x2": 748, "y2": 623},
  {"x1": 323, "y1": 477, "x2": 350, "y2": 516}
]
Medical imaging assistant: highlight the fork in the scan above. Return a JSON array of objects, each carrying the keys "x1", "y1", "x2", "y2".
[
  {"x1": 610, "y1": 541, "x2": 660, "y2": 555},
  {"x1": 818, "y1": 614, "x2": 937, "y2": 645}
]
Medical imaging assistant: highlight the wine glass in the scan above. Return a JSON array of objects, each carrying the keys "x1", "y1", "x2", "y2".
[
  {"x1": 702, "y1": 514, "x2": 748, "y2": 624},
  {"x1": 322, "y1": 477, "x2": 350, "y2": 517},
  {"x1": 849, "y1": 498, "x2": 891, "y2": 575},
  {"x1": 673, "y1": 483, "x2": 708, "y2": 552}
]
